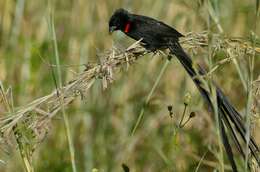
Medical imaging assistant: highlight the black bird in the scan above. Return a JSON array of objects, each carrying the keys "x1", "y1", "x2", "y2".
[{"x1": 109, "y1": 8, "x2": 260, "y2": 171}]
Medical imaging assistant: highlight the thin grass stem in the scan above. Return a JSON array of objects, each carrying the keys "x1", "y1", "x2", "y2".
[{"x1": 131, "y1": 59, "x2": 170, "y2": 136}]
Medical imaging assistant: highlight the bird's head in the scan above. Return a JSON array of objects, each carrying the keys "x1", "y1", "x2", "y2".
[{"x1": 109, "y1": 8, "x2": 130, "y2": 33}]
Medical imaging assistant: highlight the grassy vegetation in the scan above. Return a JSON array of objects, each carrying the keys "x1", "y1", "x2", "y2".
[{"x1": 0, "y1": 0, "x2": 259, "y2": 171}]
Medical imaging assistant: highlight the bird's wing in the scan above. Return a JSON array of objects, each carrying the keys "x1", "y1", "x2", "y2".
[{"x1": 131, "y1": 14, "x2": 184, "y2": 40}]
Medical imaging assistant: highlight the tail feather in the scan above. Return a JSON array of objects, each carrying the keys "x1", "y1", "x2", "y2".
[
  {"x1": 219, "y1": 117, "x2": 238, "y2": 171},
  {"x1": 219, "y1": 91, "x2": 260, "y2": 163},
  {"x1": 168, "y1": 41, "x2": 260, "y2": 169},
  {"x1": 221, "y1": 109, "x2": 246, "y2": 158}
]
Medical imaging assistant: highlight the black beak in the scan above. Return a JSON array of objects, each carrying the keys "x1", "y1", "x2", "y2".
[{"x1": 109, "y1": 26, "x2": 117, "y2": 33}]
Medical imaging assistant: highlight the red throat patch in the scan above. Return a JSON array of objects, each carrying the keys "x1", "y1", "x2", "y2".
[{"x1": 124, "y1": 22, "x2": 131, "y2": 33}]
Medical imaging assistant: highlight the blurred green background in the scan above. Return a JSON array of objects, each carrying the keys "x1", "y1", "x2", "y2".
[{"x1": 0, "y1": 0, "x2": 259, "y2": 171}]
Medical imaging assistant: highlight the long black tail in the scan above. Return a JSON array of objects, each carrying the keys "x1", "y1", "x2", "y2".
[{"x1": 168, "y1": 41, "x2": 260, "y2": 171}]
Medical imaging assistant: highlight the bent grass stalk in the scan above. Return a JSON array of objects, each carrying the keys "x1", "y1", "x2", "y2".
[{"x1": 131, "y1": 59, "x2": 170, "y2": 136}]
